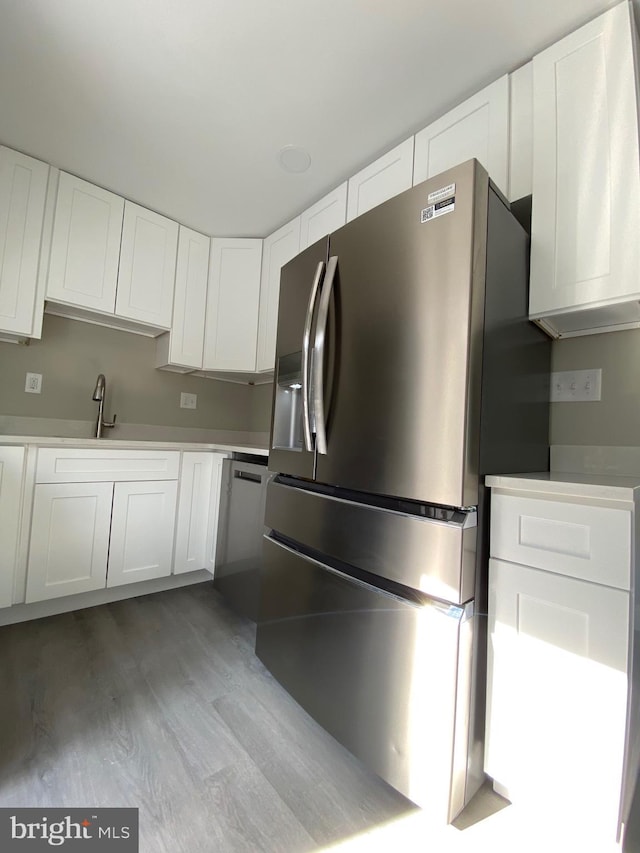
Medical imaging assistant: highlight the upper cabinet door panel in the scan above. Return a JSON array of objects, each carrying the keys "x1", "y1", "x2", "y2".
[
  {"x1": 116, "y1": 201, "x2": 178, "y2": 329},
  {"x1": 413, "y1": 76, "x2": 509, "y2": 197},
  {"x1": 204, "y1": 238, "x2": 262, "y2": 372},
  {"x1": 509, "y1": 63, "x2": 533, "y2": 202},
  {"x1": 256, "y1": 217, "x2": 301, "y2": 373},
  {"x1": 529, "y1": 2, "x2": 640, "y2": 318},
  {"x1": 0, "y1": 148, "x2": 49, "y2": 335},
  {"x1": 347, "y1": 138, "x2": 414, "y2": 222},
  {"x1": 47, "y1": 172, "x2": 124, "y2": 314},
  {"x1": 300, "y1": 183, "x2": 347, "y2": 249},
  {"x1": 168, "y1": 225, "x2": 209, "y2": 369}
]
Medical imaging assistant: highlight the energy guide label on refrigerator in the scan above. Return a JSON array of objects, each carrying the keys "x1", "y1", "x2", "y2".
[{"x1": 421, "y1": 197, "x2": 455, "y2": 223}]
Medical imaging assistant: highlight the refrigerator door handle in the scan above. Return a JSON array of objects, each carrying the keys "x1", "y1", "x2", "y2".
[
  {"x1": 302, "y1": 260, "x2": 326, "y2": 452},
  {"x1": 312, "y1": 255, "x2": 338, "y2": 455}
]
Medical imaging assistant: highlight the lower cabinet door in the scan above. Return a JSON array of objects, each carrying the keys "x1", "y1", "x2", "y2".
[
  {"x1": 107, "y1": 480, "x2": 178, "y2": 587},
  {"x1": 0, "y1": 446, "x2": 26, "y2": 607},
  {"x1": 174, "y1": 452, "x2": 224, "y2": 575},
  {"x1": 26, "y1": 482, "x2": 114, "y2": 603},
  {"x1": 485, "y1": 557, "x2": 629, "y2": 844}
]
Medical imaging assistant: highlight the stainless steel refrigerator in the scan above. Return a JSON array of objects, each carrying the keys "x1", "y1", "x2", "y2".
[{"x1": 255, "y1": 160, "x2": 550, "y2": 823}]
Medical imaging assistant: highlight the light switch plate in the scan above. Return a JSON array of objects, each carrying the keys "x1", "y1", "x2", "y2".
[
  {"x1": 180, "y1": 392, "x2": 197, "y2": 409},
  {"x1": 25, "y1": 372, "x2": 42, "y2": 394},
  {"x1": 550, "y1": 369, "x2": 602, "y2": 402}
]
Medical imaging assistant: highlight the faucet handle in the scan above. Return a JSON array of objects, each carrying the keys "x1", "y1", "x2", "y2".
[{"x1": 103, "y1": 414, "x2": 117, "y2": 429}]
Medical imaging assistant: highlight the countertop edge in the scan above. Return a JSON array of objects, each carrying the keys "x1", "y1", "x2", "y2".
[
  {"x1": 486, "y1": 472, "x2": 640, "y2": 501},
  {"x1": 0, "y1": 435, "x2": 269, "y2": 456}
]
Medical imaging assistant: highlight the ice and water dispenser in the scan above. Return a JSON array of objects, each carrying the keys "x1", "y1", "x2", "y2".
[{"x1": 272, "y1": 351, "x2": 305, "y2": 452}]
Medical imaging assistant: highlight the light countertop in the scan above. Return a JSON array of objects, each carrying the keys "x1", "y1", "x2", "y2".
[
  {"x1": 0, "y1": 434, "x2": 269, "y2": 456},
  {"x1": 486, "y1": 471, "x2": 640, "y2": 502}
]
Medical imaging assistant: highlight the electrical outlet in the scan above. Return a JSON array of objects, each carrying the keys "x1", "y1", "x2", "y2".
[
  {"x1": 25, "y1": 372, "x2": 42, "y2": 394},
  {"x1": 550, "y1": 369, "x2": 602, "y2": 402},
  {"x1": 180, "y1": 392, "x2": 197, "y2": 410}
]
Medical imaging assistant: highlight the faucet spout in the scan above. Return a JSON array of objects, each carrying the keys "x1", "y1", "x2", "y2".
[
  {"x1": 92, "y1": 373, "x2": 105, "y2": 402},
  {"x1": 92, "y1": 374, "x2": 117, "y2": 438}
]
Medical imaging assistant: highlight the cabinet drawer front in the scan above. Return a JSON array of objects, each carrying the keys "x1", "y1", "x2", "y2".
[
  {"x1": 36, "y1": 448, "x2": 180, "y2": 483},
  {"x1": 490, "y1": 493, "x2": 630, "y2": 590}
]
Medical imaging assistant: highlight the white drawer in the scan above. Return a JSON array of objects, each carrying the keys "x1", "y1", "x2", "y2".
[
  {"x1": 490, "y1": 493, "x2": 631, "y2": 590},
  {"x1": 36, "y1": 448, "x2": 180, "y2": 483}
]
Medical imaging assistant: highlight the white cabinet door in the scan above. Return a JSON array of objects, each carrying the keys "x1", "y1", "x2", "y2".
[
  {"x1": 107, "y1": 479, "x2": 177, "y2": 587},
  {"x1": 485, "y1": 557, "x2": 629, "y2": 843},
  {"x1": 0, "y1": 447, "x2": 25, "y2": 607},
  {"x1": 47, "y1": 172, "x2": 124, "y2": 314},
  {"x1": 0, "y1": 148, "x2": 49, "y2": 336},
  {"x1": 204, "y1": 238, "x2": 262, "y2": 372},
  {"x1": 529, "y1": 2, "x2": 640, "y2": 327},
  {"x1": 205, "y1": 454, "x2": 225, "y2": 574},
  {"x1": 413, "y1": 77, "x2": 509, "y2": 197},
  {"x1": 174, "y1": 452, "x2": 225, "y2": 575},
  {"x1": 160, "y1": 225, "x2": 209, "y2": 369},
  {"x1": 256, "y1": 217, "x2": 300, "y2": 372},
  {"x1": 115, "y1": 201, "x2": 178, "y2": 329},
  {"x1": 509, "y1": 63, "x2": 533, "y2": 202},
  {"x1": 300, "y1": 183, "x2": 347, "y2": 249},
  {"x1": 347, "y1": 138, "x2": 414, "y2": 222},
  {"x1": 26, "y1": 481, "x2": 113, "y2": 603}
]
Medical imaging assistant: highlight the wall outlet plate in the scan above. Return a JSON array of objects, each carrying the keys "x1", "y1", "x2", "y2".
[
  {"x1": 180, "y1": 392, "x2": 197, "y2": 409},
  {"x1": 550, "y1": 369, "x2": 602, "y2": 402},
  {"x1": 25, "y1": 372, "x2": 42, "y2": 394}
]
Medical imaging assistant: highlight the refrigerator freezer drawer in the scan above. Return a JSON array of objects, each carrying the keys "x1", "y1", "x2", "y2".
[
  {"x1": 265, "y1": 478, "x2": 477, "y2": 604},
  {"x1": 256, "y1": 534, "x2": 476, "y2": 822}
]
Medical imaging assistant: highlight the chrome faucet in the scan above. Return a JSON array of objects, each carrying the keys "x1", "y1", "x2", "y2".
[{"x1": 92, "y1": 374, "x2": 117, "y2": 438}]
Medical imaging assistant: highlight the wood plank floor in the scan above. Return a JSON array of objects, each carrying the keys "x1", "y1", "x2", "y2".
[
  {"x1": 2, "y1": 581, "x2": 639, "y2": 852},
  {"x1": 0, "y1": 583, "x2": 415, "y2": 852}
]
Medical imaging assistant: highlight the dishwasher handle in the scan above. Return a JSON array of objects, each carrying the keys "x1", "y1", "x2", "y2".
[{"x1": 234, "y1": 469, "x2": 263, "y2": 484}]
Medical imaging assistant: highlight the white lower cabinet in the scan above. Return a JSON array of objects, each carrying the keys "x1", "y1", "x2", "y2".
[
  {"x1": 486, "y1": 558, "x2": 628, "y2": 840},
  {"x1": 26, "y1": 448, "x2": 181, "y2": 603},
  {"x1": 0, "y1": 447, "x2": 26, "y2": 607},
  {"x1": 485, "y1": 476, "x2": 637, "y2": 850},
  {"x1": 23, "y1": 447, "x2": 230, "y2": 608},
  {"x1": 26, "y1": 481, "x2": 114, "y2": 602},
  {"x1": 174, "y1": 452, "x2": 225, "y2": 575},
  {"x1": 107, "y1": 480, "x2": 178, "y2": 587}
]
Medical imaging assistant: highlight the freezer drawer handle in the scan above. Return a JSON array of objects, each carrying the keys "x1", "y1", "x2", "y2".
[
  {"x1": 313, "y1": 255, "x2": 337, "y2": 455},
  {"x1": 302, "y1": 260, "x2": 326, "y2": 452},
  {"x1": 234, "y1": 470, "x2": 263, "y2": 484}
]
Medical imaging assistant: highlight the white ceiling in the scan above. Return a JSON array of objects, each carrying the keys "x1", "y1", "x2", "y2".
[{"x1": 0, "y1": 0, "x2": 624, "y2": 237}]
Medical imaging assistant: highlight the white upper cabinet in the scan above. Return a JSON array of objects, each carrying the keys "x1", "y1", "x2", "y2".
[
  {"x1": 509, "y1": 63, "x2": 533, "y2": 201},
  {"x1": 300, "y1": 182, "x2": 347, "y2": 249},
  {"x1": 413, "y1": 76, "x2": 509, "y2": 197},
  {"x1": 116, "y1": 200, "x2": 178, "y2": 329},
  {"x1": 47, "y1": 172, "x2": 124, "y2": 314},
  {"x1": 204, "y1": 238, "x2": 263, "y2": 372},
  {"x1": 0, "y1": 148, "x2": 49, "y2": 339},
  {"x1": 256, "y1": 217, "x2": 301, "y2": 372},
  {"x1": 347, "y1": 138, "x2": 414, "y2": 222},
  {"x1": 529, "y1": 1, "x2": 640, "y2": 337},
  {"x1": 156, "y1": 225, "x2": 209, "y2": 371}
]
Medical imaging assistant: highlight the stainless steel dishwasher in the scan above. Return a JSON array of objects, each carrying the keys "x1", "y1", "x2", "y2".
[{"x1": 213, "y1": 454, "x2": 269, "y2": 620}]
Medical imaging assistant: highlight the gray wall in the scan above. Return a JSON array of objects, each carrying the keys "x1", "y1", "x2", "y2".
[
  {"x1": 0, "y1": 315, "x2": 253, "y2": 430},
  {"x1": 250, "y1": 382, "x2": 273, "y2": 433},
  {"x1": 550, "y1": 328, "x2": 640, "y2": 445}
]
